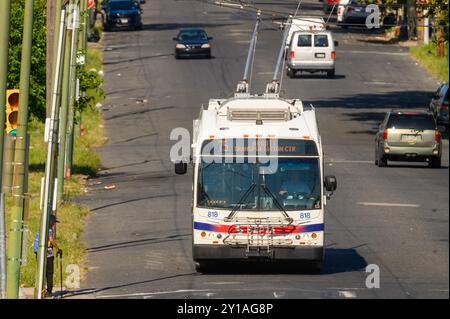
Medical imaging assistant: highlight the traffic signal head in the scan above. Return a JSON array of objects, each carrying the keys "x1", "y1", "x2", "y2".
[{"x1": 5, "y1": 89, "x2": 19, "y2": 135}]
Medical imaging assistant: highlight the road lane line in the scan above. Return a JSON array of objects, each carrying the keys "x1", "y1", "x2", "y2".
[
  {"x1": 339, "y1": 50, "x2": 409, "y2": 56},
  {"x1": 97, "y1": 289, "x2": 213, "y2": 299},
  {"x1": 357, "y1": 202, "x2": 420, "y2": 208},
  {"x1": 338, "y1": 290, "x2": 357, "y2": 298}
]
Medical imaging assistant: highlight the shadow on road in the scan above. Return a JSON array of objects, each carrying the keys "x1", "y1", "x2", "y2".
[
  {"x1": 310, "y1": 90, "x2": 434, "y2": 110},
  {"x1": 63, "y1": 272, "x2": 197, "y2": 298},
  {"x1": 197, "y1": 248, "x2": 367, "y2": 275},
  {"x1": 142, "y1": 22, "x2": 239, "y2": 32},
  {"x1": 87, "y1": 233, "x2": 192, "y2": 253}
]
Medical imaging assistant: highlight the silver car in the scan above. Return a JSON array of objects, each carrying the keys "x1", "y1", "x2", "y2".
[{"x1": 375, "y1": 111, "x2": 442, "y2": 168}]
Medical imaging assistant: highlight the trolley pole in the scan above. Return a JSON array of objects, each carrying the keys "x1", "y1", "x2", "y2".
[
  {"x1": 0, "y1": 0, "x2": 12, "y2": 300},
  {"x1": 6, "y1": 0, "x2": 35, "y2": 299}
]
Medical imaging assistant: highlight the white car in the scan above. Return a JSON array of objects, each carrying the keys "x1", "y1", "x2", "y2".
[
  {"x1": 286, "y1": 30, "x2": 338, "y2": 78},
  {"x1": 337, "y1": 0, "x2": 351, "y2": 23}
]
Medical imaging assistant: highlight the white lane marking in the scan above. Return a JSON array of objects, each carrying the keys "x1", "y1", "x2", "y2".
[
  {"x1": 97, "y1": 289, "x2": 213, "y2": 299},
  {"x1": 229, "y1": 29, "x2": 252, "y2": 33},
  {"x1": 364, "y1": 81, "x2": 395, "y2": 86},
  {"x1": 273, "y1": 291, "x2": 286, "y2": 298},
  {"x1": 357, "y1": 202, "x2": 420, "y2": 208},
  {"x1": 339, "y1": 50, "x2": 408, "y2": 56},
  {"x1": 338, "y1": 290, "x2": 357, "y2": 298},
  {"x1": 226, "y1": 32, "x2": 250, "y2": 36}
]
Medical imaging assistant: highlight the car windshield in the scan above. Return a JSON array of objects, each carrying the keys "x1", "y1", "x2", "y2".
[
  {"x1": 197, "y1": 158, "x2": 321, "y2": 211},
  {"x1": 178, "y1": 30, "x2": 208, "y2": 41},
  {"x1": 387, "y1": 114, "x2": 436, "y2": 130},
  {"x1": 110, "y1": 1, "x2": 137, "y2": 10}
]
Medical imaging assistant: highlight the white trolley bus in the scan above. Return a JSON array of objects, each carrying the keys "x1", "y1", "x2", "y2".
[{"x1": 174, "y1": 15, "x2": 337, "y2": 272}]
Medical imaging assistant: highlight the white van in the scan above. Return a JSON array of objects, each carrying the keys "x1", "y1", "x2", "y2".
[
  {"x1": 285, "y1": 17, "x2": 327, "y2": 52},
  {"x1": 286, "y1": 30, "x2": 338, "y2": 78}
]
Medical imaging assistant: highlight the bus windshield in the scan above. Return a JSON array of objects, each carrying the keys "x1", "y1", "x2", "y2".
[{"x1": 197, "y1": 157, "x2": 321, "y2": 211}]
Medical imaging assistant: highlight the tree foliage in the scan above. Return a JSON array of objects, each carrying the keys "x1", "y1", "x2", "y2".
[{"x1": 7, "y1": 0, "x2": 47, "y2": 121}]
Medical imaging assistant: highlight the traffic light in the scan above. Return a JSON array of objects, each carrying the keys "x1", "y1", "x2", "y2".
[{"x1": 5, "y1": 89, "x2": 19, "y2": 135}]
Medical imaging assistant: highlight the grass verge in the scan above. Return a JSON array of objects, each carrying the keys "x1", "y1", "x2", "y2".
[
  {"x1": 410, "y1": 42, "x2": 449, "y2": 83},
  {"x1": 5, "y1": 43, "x2": 105, "y2": 290}
]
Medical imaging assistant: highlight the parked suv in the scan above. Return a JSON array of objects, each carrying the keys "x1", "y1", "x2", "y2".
[
  {"x1": 429, "y1": 83, "x2": 449, "y2": 126},
  {"x1": 286, "y1": 30, "x2": 338, "y2": 78},
  {"x1": 375, "y1": 111, "x2": 442, "y2": 168},
  {"x1": 102, "y1": 0, "x2": 143, "y2": 31}
]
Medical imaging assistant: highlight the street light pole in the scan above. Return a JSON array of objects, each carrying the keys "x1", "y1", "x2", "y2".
[{"x1": 6, "y1": 0, "x2": 35, "y2": 299}]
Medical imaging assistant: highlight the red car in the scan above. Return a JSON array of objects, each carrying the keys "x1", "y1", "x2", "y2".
[{"x1": 323, "y1": 0, "x2": 340, "y2": 13}]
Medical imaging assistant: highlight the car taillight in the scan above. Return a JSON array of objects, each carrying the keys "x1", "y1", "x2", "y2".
[
  {"x1": 348, "y1": 7, "x2": 354, "y2": 12},
  {"x1": 436, "y1": 130, "x2": 440, "y2": 142},
  {"x1": 331, "y1": 51, "x2": 336, "y2": 60},
  {"x1": 383, "y1": 129, "x2": 388, "y2": 140},
  {"x1": 290, "y1": 51, "x2": 295, "y2": 58},
  {"x1": 441, "y1": 103, "x2": 449, "y2": 110}
]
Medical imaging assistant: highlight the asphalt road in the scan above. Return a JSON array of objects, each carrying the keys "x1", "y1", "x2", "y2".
[{"x1": 74, "y1": 0, "x2": 449, "y2": 299}]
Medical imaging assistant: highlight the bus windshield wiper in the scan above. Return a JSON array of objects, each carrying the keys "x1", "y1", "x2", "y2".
[
  {"x1": 261, "y1": 184, "x2": 293, "y2": 224},
  {"x1": 224, "y1": 182, "x2": 256, "y2": 222}
]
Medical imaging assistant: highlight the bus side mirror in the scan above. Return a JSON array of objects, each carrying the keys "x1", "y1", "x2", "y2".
[
  {"x1": 324, "y1": 175, "x2": 337, "y2": 192},
  {"x1": 175, "y1": 162, "x2": 187, "y2": 175}
]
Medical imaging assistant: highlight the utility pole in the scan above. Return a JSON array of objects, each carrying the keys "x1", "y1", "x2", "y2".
[
  {"x1": 406, "y1": 0, "x2": 417, "y2": 39},
  {"x1": 66, "y1": 0, "x2": 81, "y2": 177},
  {"x1": 57, "y1": 4, "x2": 76, "y2": 203},
  {"x1": 46, "y1": 0, "x2": 56, "y2": 118},
  {"x1": 6, "y1": 0, "x2": 35, "y2": 299},
  {"x1": 35, "y1": 7, "x2": 66, "y2": 299},
  {"x1": 0, "y1": 0, "x2": 12, "y2": 300}
]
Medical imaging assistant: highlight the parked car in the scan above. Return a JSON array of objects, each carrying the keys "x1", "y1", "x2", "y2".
[
  {"x1": 337, "y1": 0, "x2": 351, "y2": 24},
  {"x1": 374, "y1": 111, "x2": 442, "y2": 168},
  {"x1": 429, "y1": 83, "x2": 449, "y2": 126},
  {"x1": 173, "y1": 28, "x2": 212, "y2": 59},
  {"x1": 286, "y1": 30, "x2": 338, "y2": 78},
  {"x1": 102, "y1": 0, "x2": 143, "y2": 31},
  {"x1": 340, "y1": 0, "x2": 370, "y2": 28},
  {"x1": 323, "y1": 0, "x2": 340, "y2": 13}
]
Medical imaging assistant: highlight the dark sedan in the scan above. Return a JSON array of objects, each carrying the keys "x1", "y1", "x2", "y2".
[
  {"x1": 173, "y1": 28, "x2": 212, "y2": 59},
  {"x1": 102, "y1": 0, "x2": 143, "y2": 31},
  {"x1": 429, "y1": 83, "x2": 449, "y2": 126}
]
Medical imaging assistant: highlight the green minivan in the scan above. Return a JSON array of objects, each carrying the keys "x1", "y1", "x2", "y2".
[{"x1": 375, "y1": 111, "x2": 442, "y2": 168}]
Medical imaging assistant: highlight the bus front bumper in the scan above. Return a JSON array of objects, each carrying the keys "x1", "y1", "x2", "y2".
[{"x1": 193, "y1": 245, "x2": 323, "y2": 262}]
